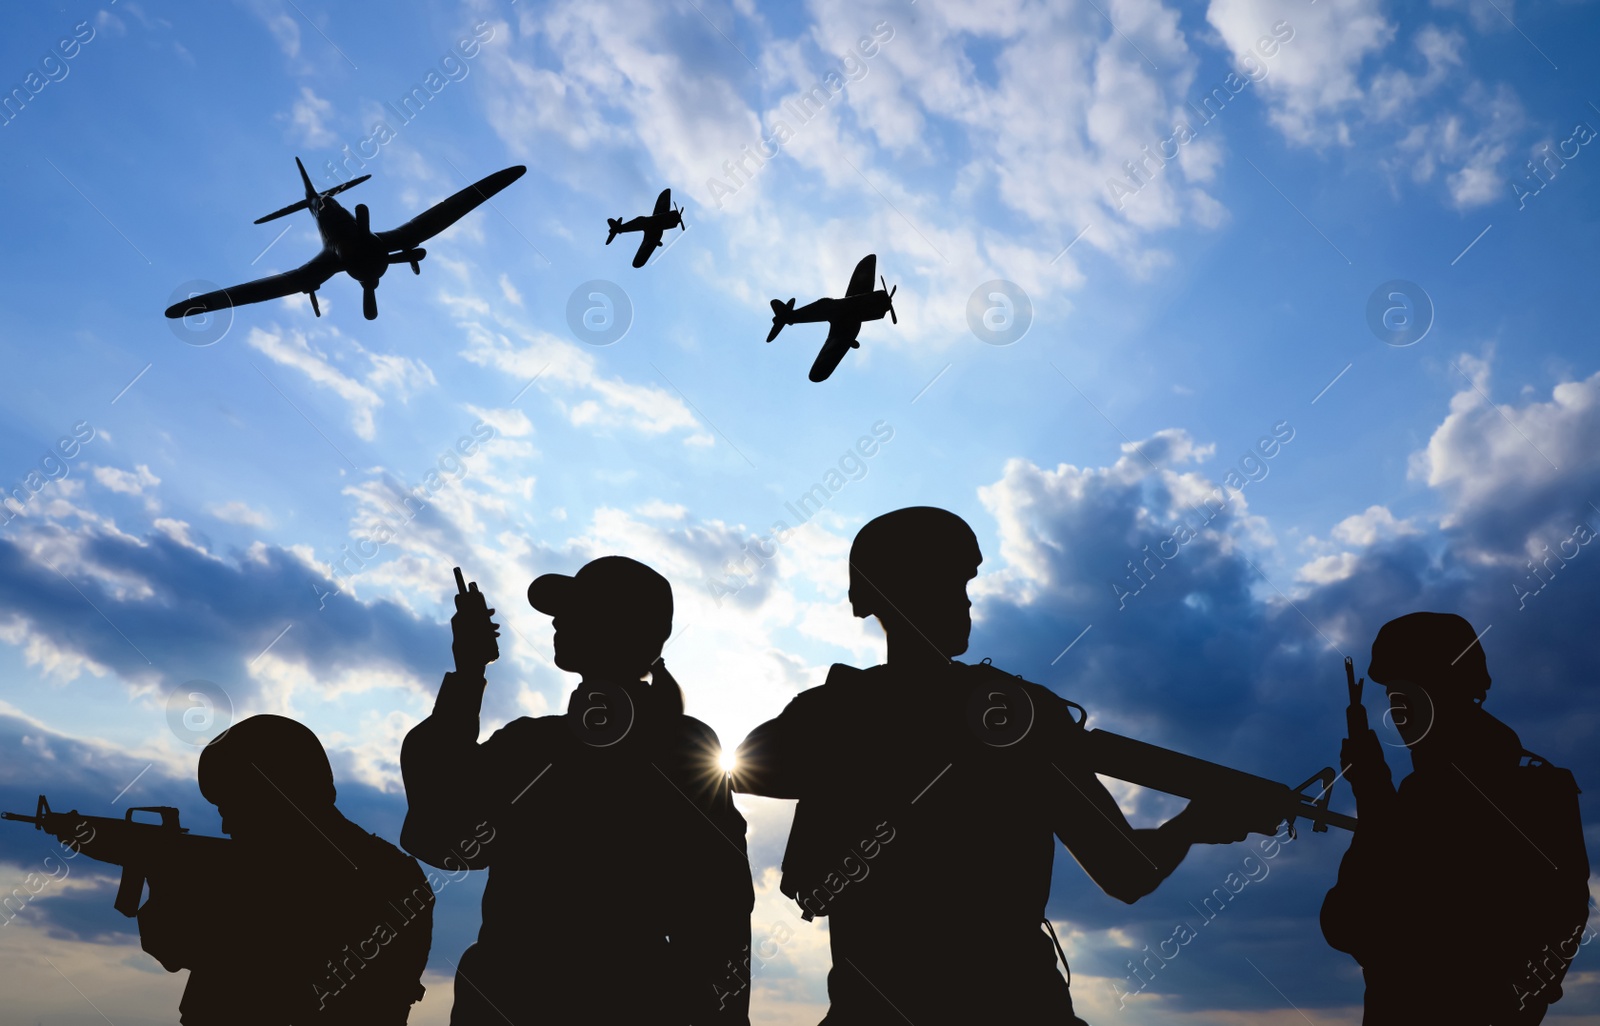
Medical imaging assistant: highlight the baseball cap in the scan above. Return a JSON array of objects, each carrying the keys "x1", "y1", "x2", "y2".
[{"x1": 527, "y1": 555, "x2": 673, "y2": 643}]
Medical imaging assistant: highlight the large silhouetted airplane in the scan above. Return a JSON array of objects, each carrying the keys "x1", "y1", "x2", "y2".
[
  {"x1": 767, "y1": 253, "x2": 897, "y2": 382},
  {"x1": 163, "y1": 158, "x2": 526, "y2": 321},
  {"x1": 606, "y1": 187, "x2": 685, "y2": 267}
]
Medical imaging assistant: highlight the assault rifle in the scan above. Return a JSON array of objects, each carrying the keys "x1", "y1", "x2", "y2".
[
  {"x1": 2, "y1": 795, "x2": 228, "y2": 916},
  {"x1": 975, "y1": 661, "x2": 1357, "y2": 834}
]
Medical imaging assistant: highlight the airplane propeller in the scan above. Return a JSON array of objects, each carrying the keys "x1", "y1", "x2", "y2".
[
  {"x1": 675, "y1": 201, "x2": 687, "y2": 231},
  {"x1": 881, "y1": 275, "x2": 897, "y2": 325}
]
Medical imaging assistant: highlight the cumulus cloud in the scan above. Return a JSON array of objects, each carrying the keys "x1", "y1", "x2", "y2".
[
  {"x1": 1330, "y1": 505, "x2": 1421, "y2": 547},
  {"x1": 964, "y1": 362, "x2": 1600, "y2": 1013},
  {"x1": 1209, "y1": 0, "x2": 1529, "y2": 211},
  {"x1": 1410, "y1": 354, "x2": 1600, "y2": 546},
  {"x1": 1208, "y1": 0, "x2": 1393, "y2": 146}
]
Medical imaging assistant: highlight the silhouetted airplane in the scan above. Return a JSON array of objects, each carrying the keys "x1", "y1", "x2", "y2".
[
  {"x1": 767, "y1": 253, "x2": 897, "y2": 382},
  {"x1": 163, "y1": 158, "x2": 527, "y2": 321},
  {"x1": 605, "y1": 187, "x2": 685, "y2": 267}
]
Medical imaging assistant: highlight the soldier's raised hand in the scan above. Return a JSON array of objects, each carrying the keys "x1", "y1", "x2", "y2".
[
  {"x1": 451, "y1": 567, "x2": 501, "y2": 675},
  {"x1": 1340, "y1": 729, "x2": 1394, "y2": 807}
]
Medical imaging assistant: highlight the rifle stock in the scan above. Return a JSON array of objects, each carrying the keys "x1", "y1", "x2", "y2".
[{"x1": 2, "y1": 795, "x2": 228, "y2": 916}]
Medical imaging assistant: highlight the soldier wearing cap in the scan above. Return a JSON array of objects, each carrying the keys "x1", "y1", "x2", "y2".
[
  {"x1": 400, "y1": 557, "x2": 752, "y2": 1025},
  {"x1": 1322, "y1": 612, "x2": 1590, "y2": 1024},
  {"x1": 732, "y1": 506, "x2": 1279, "y2": 1024}
]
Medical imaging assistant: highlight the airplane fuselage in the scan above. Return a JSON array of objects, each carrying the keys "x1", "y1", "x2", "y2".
[
  {"x1": 314, "y1": 197, "x2": 390, "y2": 287},
  {"x1": 613, "y1": 211, "x2": 682, "y2": 235},
  {"x1": 788, "y1": 290, "x2": 893, "y2": 326}
]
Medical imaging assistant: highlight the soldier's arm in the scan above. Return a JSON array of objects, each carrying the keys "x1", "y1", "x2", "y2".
[
  {"x1": 402, "y1": 574, "x2": 503, "y2": 868},
  {"x1": 731, "y1": 678, "x2": 835, "y2": 797},
  {"x1": 1041, "y1": 697, "x2": 1278, "y2": 903},
  {"x1": 400, "y1": 669, "x2": 498, "y2": 870},
  {"x1": 731, "y1": 713, "x2": 795, "y2": 797},
  {"x1": 666, "y1": 718, "x2": 755, "y2": 1025},
  {"x1": 320, "y1": 854, "x2": 434, "y2": 1025}
]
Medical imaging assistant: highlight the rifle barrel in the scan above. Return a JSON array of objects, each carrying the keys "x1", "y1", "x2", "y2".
[{"x1": 1080, "y1": 729, "x2": 1356, "y2": 832}]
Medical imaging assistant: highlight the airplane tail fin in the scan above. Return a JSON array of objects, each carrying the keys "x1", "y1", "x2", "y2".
[
  {"x1": 255, "y1": 157, "x2": 369, "y2": 224},
  {"x1": 606, "y1": 218, "x2": 621, "y2": 245},
  {"x1": 766, "y1": 298, "x2": 794, "y2": 343}
]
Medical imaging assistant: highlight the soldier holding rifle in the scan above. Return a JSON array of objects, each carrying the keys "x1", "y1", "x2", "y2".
[
  {"x1": 5, "y1": 714, "x2": 434, "y2": 1024},
  {"x1": 1321, "y1": 612, "x2": 1590, "y2": 1024},
  {"x1": 733, "y1": 506, "x2": 1284, "y2": 1024}
]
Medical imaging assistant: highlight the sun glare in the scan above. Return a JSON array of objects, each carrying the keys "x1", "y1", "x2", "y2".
[{"x1": 718, "y1": 750, "x2": 737, "y2": 774}]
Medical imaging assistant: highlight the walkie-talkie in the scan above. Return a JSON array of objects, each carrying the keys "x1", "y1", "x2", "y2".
[{"x1": 454, "y1": 566, "x2": 499, "y2": 665}]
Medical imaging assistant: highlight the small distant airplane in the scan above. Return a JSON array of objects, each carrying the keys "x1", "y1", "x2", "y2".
[
  {"x1": 606, "y1": 187, "x2": 685, "y2": 268},
  {"x1": 767, "y1": 253, "x2": 897, "y2": 382},
  {"x1": 164, "y1": 158, "x2": 527, "y2": 321}
]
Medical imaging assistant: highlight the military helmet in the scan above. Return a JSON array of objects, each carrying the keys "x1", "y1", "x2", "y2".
[
  {"x1": 198, "y1": 714, "x2": 336, "y2": 809},
  {"x1": 1368, "y1": 611, "x2": 1491, "y2": 704},
  {"x1": 848, "y1": 506, "x2": 982, "y2": 618}
]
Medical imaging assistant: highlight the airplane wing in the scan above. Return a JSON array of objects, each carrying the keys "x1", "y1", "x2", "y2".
[
  {"x1": 653, "y1": 188, "x2": 672, "y2": 216},
  {"x1": 163, "y1": 250, "x2": 340, "y2": 318},
  {"x1": 845, "y1": 253, "x2": 876, "y2": 297},
  {"x1": 632, "y1": 228, "x2": 665, "y2": 268},
  {"x1": 809, "y1": 319, "x2": 862, "y2": 382},
  {"x1": 375, "y1": 165, "x2": 527, "y2": 252}
]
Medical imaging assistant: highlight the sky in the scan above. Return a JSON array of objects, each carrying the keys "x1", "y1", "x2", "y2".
[{"x1": 0, "y1": 0, "x2": 1598, "y2": 1021}]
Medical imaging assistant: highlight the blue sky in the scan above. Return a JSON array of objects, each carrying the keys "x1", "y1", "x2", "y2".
[{"x1": 1, "y1": 0, "x2": 1598, "y2": 1021}]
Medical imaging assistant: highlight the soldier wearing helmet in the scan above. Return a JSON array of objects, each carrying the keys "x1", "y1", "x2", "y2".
[
  {"x1": 734, "y1": 506, "x2": 1278, "y2": 1024},
  {"x1": 1322, "y1": 612, "x2": 1590, "y2": 1024},
  {"x1": 138, "y1": 714, "x2": 433, "y2": 1024}
]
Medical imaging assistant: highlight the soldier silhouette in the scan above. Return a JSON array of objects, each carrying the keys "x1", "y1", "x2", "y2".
[
  {"x1": 136, "y1": 714, "x2": 433, "y2": 1023},
  {"x1": 401, "y1": 558, "x2": 753, "y2": 1024},
  {"x1": 1322, "y1": 612, "x2": 1591, "y2": 1024},
  {"x1": 732, "y1": 506, "x2": 1280, "y2": 1024}
]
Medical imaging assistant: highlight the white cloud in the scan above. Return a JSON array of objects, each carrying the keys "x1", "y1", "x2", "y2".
[
  {"x1": 467, "y1": 0, "x2": 1280, "y2": 363},
  {"x1": 1410, "y1": 353, "x2": 1598, "y2": 527},
  {"x1": 1208, "y1": 0, "x2": 1393, "y2": 146},
  {"x1": 288, "y1": 85, "x2": 336, "y2": 146},
  {"x1": 91, "y1": 464, "x2": 160, "y2": 495},
  {"x1": 455, "y1": 314, "x2": 702, "y2": 442},
  {"x1": 0, "y1": 615, "x2": 112, "y2": 683},
  {"x1": 247, "y1": 325, "x2": 436, "y2": 441},
  {"x1": 207, "y1": 500, "x2": 271, "y2": 527},
  {"x1": 1331, "y1": 505, "x2": 1420, "y2": 547},
  {"x1": 1295, "y1": 550, "x2": 1359, "y2": 584}
]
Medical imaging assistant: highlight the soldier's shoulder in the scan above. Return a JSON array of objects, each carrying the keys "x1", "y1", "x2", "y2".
[
  {"x1": 485, "y1": 712, "x2": 567, "y2": 747},
  {"x1": 962, "y1": 658, "x2": 1069, "y2": 697},
  {"x1": 960, "y1": 659, "x2": 1084, "y2": 729},
  {"x1": 787, "y1": 663, "x2": 879, "y2": 709},
  {"x1": 677, "y1": 713, "x2": 721, "y2": 748}
]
